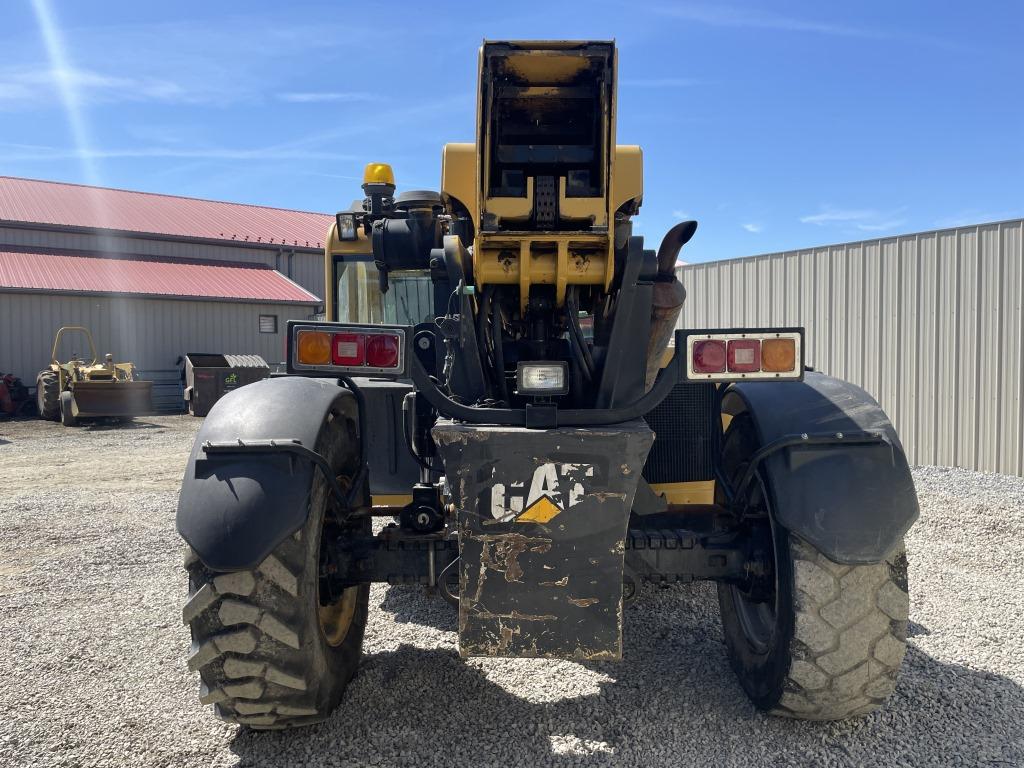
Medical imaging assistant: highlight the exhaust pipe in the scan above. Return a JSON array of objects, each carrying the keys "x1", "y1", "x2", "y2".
[{"x1": 645, "y1": 221, "x2": 697, "y2": 388}]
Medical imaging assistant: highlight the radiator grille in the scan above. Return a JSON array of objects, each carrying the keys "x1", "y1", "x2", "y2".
[{"x1": 642, "y1": 382, "x2": 718, "y2": 483}]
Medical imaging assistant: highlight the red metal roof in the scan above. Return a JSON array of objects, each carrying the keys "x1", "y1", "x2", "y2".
[
  {"x1": 0, "y1": 248, "x2": 320, "y2": 304},
  {"x1": 0, "y1": 176, "x2": 333, "y2": 249}
]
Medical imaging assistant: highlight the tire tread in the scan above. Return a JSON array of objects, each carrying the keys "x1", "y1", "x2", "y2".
[{"x1": 772, "y1": 537, "x2": 909, "y2": 720}]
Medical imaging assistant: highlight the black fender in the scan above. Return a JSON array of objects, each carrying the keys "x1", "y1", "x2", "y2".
[
  {"x1": 724, "y1": 372, "x2": 918, "y2": 565},
  {"x1": 176, "y1": 377, "x2": 359, "y2": 572}
]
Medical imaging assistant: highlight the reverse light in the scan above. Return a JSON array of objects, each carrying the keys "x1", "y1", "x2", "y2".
[
  {"x1": 332, "y1": 333, "x2": 365, "y2": 366},
  {"x1": 516, "y1": 362, "x2": 568, "y2": 395},
  {"x1": 288, "y1": 322, "x2": 408, "y2": 377},
  {"x1": 727, "y1": 339, "x2": 761, "y2": 373},
  {"x1": 683, "y1": 329, "x2": 803, "y2": 382}
]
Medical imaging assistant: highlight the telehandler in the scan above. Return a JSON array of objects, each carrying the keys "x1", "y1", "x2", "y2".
[{"x1": 178, "y1": 41, "x2": 917, "y2": 728}]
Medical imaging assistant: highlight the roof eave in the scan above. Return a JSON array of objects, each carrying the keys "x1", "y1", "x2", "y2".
[
  {"x1": 0, "y1": 219, "x2": 326, "y2": 253},
  {"x1": 0, "y1": 286, "x2": 320, "y2": 305}
]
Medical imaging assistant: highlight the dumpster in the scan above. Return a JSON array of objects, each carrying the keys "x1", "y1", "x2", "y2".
[{"x1": 183, "y1": 353, "x2": 270, "y2": 416}]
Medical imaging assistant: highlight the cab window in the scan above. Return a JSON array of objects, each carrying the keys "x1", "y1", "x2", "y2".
[{"x1": 334, "y1": 257, "x2": 433, "y2": 325}]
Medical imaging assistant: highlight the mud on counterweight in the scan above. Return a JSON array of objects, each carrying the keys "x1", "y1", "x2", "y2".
[{"x1": 432, "y1": 419, "x2": 654, "y2": 659}]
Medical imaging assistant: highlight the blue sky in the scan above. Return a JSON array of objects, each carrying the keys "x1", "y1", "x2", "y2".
[{"x1": 1, "y1": 1, "x2": 1021, "y2": 262}]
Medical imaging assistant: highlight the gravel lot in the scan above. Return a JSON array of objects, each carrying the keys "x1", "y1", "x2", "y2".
[{"x1": 1, "y1": 415, "x2": 1022, "y2": 767}]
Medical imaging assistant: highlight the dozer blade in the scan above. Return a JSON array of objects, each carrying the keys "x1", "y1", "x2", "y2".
[{"x1": 69, "y1": 381, "x2": 153, "y2": 418}]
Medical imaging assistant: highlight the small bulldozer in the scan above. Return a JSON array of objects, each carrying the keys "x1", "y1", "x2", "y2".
[{"x1": 36, "y1": 326, "x2": 153, "y2": 426}]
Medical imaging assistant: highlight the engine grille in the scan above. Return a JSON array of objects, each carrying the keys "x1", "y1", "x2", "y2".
[{"x1": 642, "y1": 382, "x2": 719, "y2": 484}]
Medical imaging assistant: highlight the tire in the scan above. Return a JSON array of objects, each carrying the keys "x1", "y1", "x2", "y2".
[
  {"x1": 59, "y1": 391, "x2": 78, "y2": 427},
  {"x1": 182, "y1": 415, "x2": 369, "y2": 729},
  {"x1": 36, "y1": 370, "x2": 60, "y2": 420},
  {"x1": 717, "y1": 413, "x2": 910, "y2": 720}
]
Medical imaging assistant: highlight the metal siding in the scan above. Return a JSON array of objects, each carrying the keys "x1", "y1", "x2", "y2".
[
  {"x1": 676, "y1": 219, "x2": 1024, "y2": 475},
  {"x1": 0, "y1": 294, "x2": 305, "y2": 386}
]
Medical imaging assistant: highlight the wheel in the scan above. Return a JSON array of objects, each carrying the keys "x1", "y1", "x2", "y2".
[
  {"x1": 59, "y1": 391, "x2": 78, "y2": 427},
  {"x1": 35, "y1": 370, "x2": 60, "y2": 420},
  {"x1": 717, "y1": 413, "x2": 910, "y2": 720},
  {"x1": 182, "y1": 415, "x2": 370, "y2": 729}
]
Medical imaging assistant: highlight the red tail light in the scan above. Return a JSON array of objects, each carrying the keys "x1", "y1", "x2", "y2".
[
  {"x1": 288, "y1": 322, "x2": 408, "y2": 377},
  {"x1": 366, "y1": 334, "x2": 400, "y2": 368},
  {"x1": 692, "y1": 339, "x2": 727, "y2": 373}
]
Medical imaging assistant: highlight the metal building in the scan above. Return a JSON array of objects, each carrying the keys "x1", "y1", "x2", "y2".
[
  {"x1": 0, "y1": 176, "x2": 332, "y2": 407},
  {"x1": 677, "y1": 219, "x2": 1024, "y2": 476}
]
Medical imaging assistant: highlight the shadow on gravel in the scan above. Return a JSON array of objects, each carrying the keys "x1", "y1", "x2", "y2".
[
  {"x1": 378, "y1": 584, "x2": 457, "y2": 631},
  {"x1": 80, "y1": 418, "x2": 164, "y2": 432},
  {"x1": 228, "y1": 586, "x2": 1024, "y2": 767}
]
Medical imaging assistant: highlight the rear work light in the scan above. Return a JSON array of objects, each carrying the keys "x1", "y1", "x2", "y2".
[
  {"x1": 682, "y1": 328, "x2": 803, "y2": 382},
  {"x1": 516, "y1": 362, "x2": 569, "y2": 395},
  {"x1": 288, "y1": 321, "x2": 408, "y2": 377}
]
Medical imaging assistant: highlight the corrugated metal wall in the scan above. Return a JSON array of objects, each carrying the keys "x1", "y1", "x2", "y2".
[
  {"x1": 677, "y1": 219, "x2": 1024, "y2": 476},
  {"x1": 0, "y1": 293, "x2": 316, "y2": 384},
  {"x1": 0, "y1": 226, "x2": 325, "y2": 301}
]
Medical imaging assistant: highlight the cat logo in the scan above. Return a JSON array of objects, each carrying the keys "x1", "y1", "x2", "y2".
[{"x1": 490, "y1": 463, "x2": 595, "y2": 523}]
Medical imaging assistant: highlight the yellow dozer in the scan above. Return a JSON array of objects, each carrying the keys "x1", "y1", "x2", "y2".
[{"x1": 35, "y1": 326, "x2": 153, "y2": 426}]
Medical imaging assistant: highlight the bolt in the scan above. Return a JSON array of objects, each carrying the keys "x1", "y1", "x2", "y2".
[
  {"x1": 416, "y1": 511, "x2": 431, "y2": 528},
  {"x1": 836, "y1": 432, "x2": 844, "y2": 439},
  {"x1": 417, "y1": 336, "x2": 431, "y2": 350}
]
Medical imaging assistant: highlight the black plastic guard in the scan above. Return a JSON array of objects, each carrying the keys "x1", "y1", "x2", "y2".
[
  {"x1": 432, "y1": 419, "x2": 654, "y2": 660},
  {"x1": 176, "y1": 377, "x2": 357, "y2": 571},
  {"x1": 726, "y1": 372, "x2": 919, "y2": 565}
]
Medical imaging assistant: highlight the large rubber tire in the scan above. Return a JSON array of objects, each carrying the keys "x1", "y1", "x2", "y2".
[
  {"x1": 36, "y1": 370, "x2": 60, "y2": 420},
  {"x1": 182, "y1": 416, "x2": 370, "y2": 729},
  {"x1": 717, "y1": 413, "x2": 910, "y2": 720},
  {"x1": 59, "y1": 390, "x2": 78, "y2": 427}
]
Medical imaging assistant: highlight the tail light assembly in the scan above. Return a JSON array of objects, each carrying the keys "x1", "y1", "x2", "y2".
[
  {"x1": 682, "y1": 328, "x2": 804, "y2": 382},
  {"x1": 288, "y1": 321, "x2": 408, "y2": 377}
]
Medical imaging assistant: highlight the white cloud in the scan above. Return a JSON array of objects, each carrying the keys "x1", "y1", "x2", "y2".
[
  {"x1": 0, "y1": 141, "x2": 360, "y2": 162},
  {"x1": 0, "y1": 17, "x2": 387, "y2": 110},
  {"x1": 672, "y1": 209, "x2": 693, "y2": 220},
  {"x1": 0, "y1": 64, "x2": 188, "y2": 107},
  {"x1": 799, "y1": 207, "x2": 875, "y2": 225},
  {"x1": 799, "y1": 205, "x2": 907, "y2": 233},
  {"x1": 933, "y1": 209, "x2": 1021, "y2": 228},
  {"x1": 741, "y1": 222, "x2": 763, "y2": 233},
  {"x1": 654, "y1": 4, "x2": 882, "y2": 39},
  {"x1": 855, "y1": 219, "x2": 907, "y2": 232},
  {"x1": 620, "y1": 77, "x2": 700, "y2": 88},
  {"x1": 277, "y1": 92, "x2": 385, "y2": 104}
]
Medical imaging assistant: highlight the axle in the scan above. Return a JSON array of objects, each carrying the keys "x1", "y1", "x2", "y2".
[{"x1": 319, "y1": 513, "x2": 766, "y2": 599}]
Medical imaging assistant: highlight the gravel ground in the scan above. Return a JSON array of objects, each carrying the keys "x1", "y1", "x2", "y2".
[{"x1": 0, "y1": 415, "x2": 1022, "y2": 767}]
